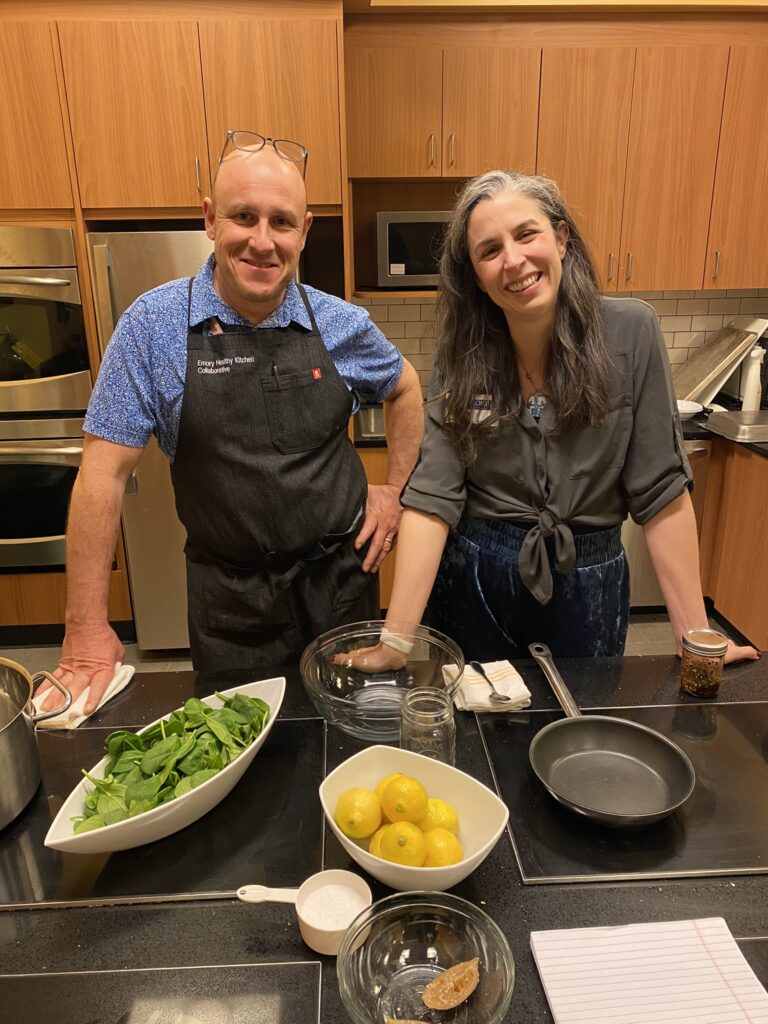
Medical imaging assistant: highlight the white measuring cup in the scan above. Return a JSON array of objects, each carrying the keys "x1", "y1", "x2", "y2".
[{"x1": 237, "y1": 868, "x2": 372, "y2": 956}]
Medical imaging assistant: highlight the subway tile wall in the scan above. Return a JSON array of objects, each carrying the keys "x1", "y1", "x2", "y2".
[{"x1": 353, "y1": 290, "x2": 768, "y2": 396}]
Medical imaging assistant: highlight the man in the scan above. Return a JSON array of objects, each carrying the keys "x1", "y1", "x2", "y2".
[{"x1": 37, "y1": 132, "x2": 422, "y2": 713}]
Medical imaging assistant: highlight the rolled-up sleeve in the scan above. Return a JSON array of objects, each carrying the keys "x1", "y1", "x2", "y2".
[
  {"x1": 622, "y1": 302, "x2": 693, "y2": 524},
  {"x1": 401, "y1": 378, "x2": 467, "y2": 528}
]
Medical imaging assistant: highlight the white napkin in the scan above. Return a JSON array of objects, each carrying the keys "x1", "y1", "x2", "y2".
[
  {"x1": 32, "y1": 663, "x2": 135, "y2": 730},
  {"x1": 446, "y1": 660, "x2": 531, "y2": 712}
]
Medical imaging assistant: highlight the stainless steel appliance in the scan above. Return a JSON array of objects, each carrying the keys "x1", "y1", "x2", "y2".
[
  {"x1": 377, "y1": 211, "x2": 449, "y2": 288},
  {"x1": 0, "y1": 417, "x2": 84, "y2": 570},
  {"x1": 0, "y1": 227, "x2": 91, "y2": 573},
  {"x1": 0, "y1": 226, "x2": 90, "y2": 414},
  {"x1": 88, "y1": 231, "x2": 214, "y2": 650}
]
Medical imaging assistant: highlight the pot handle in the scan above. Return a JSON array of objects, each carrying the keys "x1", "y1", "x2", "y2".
[
  {"x1": 528, "y1": 642, "x2": 582, "y2": 719},
  {"x1": 30, "y1": 672, "x2": 73, "y2": 723}
]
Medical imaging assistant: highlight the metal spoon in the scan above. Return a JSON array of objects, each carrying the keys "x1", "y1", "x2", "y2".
[{"x1": 469, "y1": 660, "x2": 512, "y2": 704}]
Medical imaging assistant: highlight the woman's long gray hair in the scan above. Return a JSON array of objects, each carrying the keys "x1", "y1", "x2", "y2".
[{"x1": 435, "y1": 170, "x2": 610, "y2": 462}]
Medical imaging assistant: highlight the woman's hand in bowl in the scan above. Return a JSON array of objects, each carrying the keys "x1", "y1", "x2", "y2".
[{"x1": 329, "y1": 643, "x2": 408, "y2": 672}]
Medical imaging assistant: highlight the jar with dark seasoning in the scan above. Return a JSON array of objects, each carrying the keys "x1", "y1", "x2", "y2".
[{"x1": 680, "y1": 628, "x2": 729, "y2": 698}]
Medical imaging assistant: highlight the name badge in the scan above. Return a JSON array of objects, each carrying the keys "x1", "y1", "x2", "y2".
[{"x1": 470, "y1": 394, "x2": 492, "y2": 424}]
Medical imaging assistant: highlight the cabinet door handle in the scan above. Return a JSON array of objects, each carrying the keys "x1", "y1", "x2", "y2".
[
  {"x1": 607, "y1": 252, "x2": 614, "y2": 282},
  {"x1": 428, "y1": 134, "x2": 436, "y2": 167},
  {"x1": 448, "y1": 133, "x2": 456, "y2": 167},
  {"x1": 712, "y1": 250, "x2": 721, "y2": 280},
  {"x1": 195, "y1": 157, "x2": 202, "y2": 194},
  {"x1": 625, "y1": 252, "x2": 633, "y2": 283}
]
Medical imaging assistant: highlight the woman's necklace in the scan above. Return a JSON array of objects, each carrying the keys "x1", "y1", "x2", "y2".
[{"x1": 518, "y1": 360, "x2": 549, "y2": 422}]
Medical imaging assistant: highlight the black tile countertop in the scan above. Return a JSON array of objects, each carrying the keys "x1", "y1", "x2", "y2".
[{"x1": 1, "y1": 655, "x2": 766, "y2": 1023}]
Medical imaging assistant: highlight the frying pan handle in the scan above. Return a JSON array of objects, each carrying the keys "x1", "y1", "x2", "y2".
[{"x1": 528, "y1": 643, "x2": 582, "y2": 719}]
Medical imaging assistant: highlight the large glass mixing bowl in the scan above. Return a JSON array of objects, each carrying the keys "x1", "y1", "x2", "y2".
[
  {"x1": 299, "y1": 621, "x2": 464, "y2": 742},
  {"x1": 337, "y1": 890, "x2": 515, "y2": 1024}
]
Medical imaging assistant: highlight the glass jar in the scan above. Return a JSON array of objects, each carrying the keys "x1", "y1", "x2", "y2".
[
  {"x1": 680, "y1": 628, "x2": 729, "y2": 698},
  {"x1": 399, "y1": 688, "x2": 456, "y2": 765}
]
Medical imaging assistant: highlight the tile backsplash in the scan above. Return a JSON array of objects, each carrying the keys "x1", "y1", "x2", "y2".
[{"x1": 354, "y1": 289, "x2": 768, "y2": 396}]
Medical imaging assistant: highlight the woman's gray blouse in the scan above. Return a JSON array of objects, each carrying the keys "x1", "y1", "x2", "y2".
[{"x1": 401, "y1": 297, "x2": 693, "y2": 604}]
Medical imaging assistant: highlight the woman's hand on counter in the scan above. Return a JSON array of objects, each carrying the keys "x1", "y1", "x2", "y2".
[
  {"x1": 724, "y1": 640, "x2": 762, "y2": 665},
  {"x1": 329, "y1": 642, "x2": 408, "y2": 672},
  {"x1": 355, "y1": 482, "x2": 403, "y2": 571},
  {"x1": 35, "y1": 622, "x2": 125, "y2": 714}
]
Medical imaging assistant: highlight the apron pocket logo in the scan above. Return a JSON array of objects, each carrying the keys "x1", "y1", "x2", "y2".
[{"x1": 312, "y1": 368, "x2": 322, "y2": 379}]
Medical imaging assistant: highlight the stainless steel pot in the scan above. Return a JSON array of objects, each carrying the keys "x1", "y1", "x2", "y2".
[{"x1": 0, "y1": 658, "x2": 71, "y2": 831}]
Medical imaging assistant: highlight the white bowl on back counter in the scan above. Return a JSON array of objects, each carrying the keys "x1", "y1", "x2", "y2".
[
  {"x1": 44, "y1": 677, "x2": 285, "y2": 855},
  {"x1": 677, "y1": 400, "x2": 704, "y2": 421},
  {"x1": 320, "y1": 746, "x2": 509, "y2": 892}
]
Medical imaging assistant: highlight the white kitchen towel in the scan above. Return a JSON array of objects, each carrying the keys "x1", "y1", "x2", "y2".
[
  {"x1": 530, "y1": 918, "x2": 768, "y2": 1024},
  {"x1": 32, "y1": 663, "x2": 135, "y2": 730},
  {"x1": 445, "y1": 660, "x2": 531, "y2": 712}
]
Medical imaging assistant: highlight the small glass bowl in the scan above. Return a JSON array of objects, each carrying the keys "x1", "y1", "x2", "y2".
[
  {"x1": 337, "y1": 891, "x2": 515, "y2": 1024},
  {"x1": 299, "y1": 621, "x2": 464, "y2": 742}
]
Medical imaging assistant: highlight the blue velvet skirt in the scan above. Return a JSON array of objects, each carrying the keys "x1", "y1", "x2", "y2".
[{"x1": 425, "y1": 516, "x2": 630, "y2": 661}]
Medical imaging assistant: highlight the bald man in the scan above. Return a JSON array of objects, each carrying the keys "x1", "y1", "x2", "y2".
[{"x1": 38, "y1": 142, "x2": 422, "y2": 712}]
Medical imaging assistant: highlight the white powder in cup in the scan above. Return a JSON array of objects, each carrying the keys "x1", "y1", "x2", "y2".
[{"x1": 300, "y1": 884, "x2": 368, "y2": 931}]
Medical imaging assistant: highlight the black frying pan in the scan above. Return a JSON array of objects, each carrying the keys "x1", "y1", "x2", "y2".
[{"x1": 528, "y1": 643, "x2": 695, "y2": 827}]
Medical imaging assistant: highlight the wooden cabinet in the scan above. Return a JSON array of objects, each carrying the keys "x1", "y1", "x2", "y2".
[
  {"x1": 0, "y1": 22, "x2": 72, "y2": 209},
  {"x1": 705, "y1": 47, "x2": 768, "y2": 290},
  {"x1": 357, "y1": 446, "x2": 396, "y2": 609},
  {"x1": 346, "y1": 45, "x2": 539, "y2": 178},
  {"x1": 200, "y1": 19, "x2": 343, "y2": 206},
  {"x1": 537, "y1": 47, "x2": 634, "y2": 291},
  {"x1": 702, "y1": 442, "x2": 768, "y2": 650},
  {"x1": 619, "y1": 46, "x2": 729, "y2": 291},
  {"x1": 442, "y1": 48, "x2": 539, "y2": 177},
  {"x1": 346, "y1": 47, "x2": 443, "y2": 178},
  {"x1": 57, "y1": 20, "x2": 209, "y2": 209}
]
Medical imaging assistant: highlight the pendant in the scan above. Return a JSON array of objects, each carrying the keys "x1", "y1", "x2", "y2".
[{"x1": 527, "y1": 391, "x2": 549, "y2": 422}]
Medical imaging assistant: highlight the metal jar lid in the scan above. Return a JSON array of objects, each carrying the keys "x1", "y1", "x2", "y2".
[{"x1": 682, "y1": 628, "x2": 729, "y2": 657}]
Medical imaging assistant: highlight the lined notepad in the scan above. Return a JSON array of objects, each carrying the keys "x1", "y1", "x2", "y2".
[{"x1": 531, "y1": 918, "x2": 768, "y2": 1024}]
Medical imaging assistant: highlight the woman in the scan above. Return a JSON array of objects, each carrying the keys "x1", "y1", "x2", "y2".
[{"x1": 366, "y1": 171, "x2": 759, "y2": 664}]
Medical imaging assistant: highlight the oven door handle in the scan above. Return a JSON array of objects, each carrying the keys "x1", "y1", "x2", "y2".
[
  {"x1": 0, "y1": 446, "x2": 83, "y2": 456},
  {"x1": 0, "y1": 275, "x2": 70, "y2": 287}
]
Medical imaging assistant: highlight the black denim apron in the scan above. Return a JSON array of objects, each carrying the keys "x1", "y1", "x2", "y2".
[{"x1": 171, "y1": 280, "x2": 378, "y2": 671}]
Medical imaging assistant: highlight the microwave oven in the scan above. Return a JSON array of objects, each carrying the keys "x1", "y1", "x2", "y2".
[{"x1": 377, "y1": 211, "x2": 450, "y2": 287}]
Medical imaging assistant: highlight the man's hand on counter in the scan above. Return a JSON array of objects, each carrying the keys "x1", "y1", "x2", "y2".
[
  {"x1": 355, "y1": 482, "x2": 403, "y2": 571},
  {"x1": 35, "y1": 622, "x2": 126, "y2": 714}
]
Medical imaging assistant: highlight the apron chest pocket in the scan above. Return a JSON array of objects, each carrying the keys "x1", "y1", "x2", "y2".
[{"x1": 262, "y1": 371, "x2": 349, "y2": 454}]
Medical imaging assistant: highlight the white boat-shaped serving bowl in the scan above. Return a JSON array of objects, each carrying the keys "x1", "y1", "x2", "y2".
[
  {"x1": 320, "y1": 746, "x2": 509, "y2": 892},
  {"x1": 44, "y1": 677, "x2": 285, "y2": 854}
]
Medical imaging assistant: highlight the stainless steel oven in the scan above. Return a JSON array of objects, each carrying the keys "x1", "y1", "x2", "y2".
[
  {"x1": 0, "y1": 226, "x2": 90, "y2": 414},
  {"x1": 0, "y1": 417, "x2": 83, "y2": 570}
]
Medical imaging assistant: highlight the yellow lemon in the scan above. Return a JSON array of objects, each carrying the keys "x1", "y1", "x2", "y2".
[
  {"x1": 368, "y1": 824, "x2": 389, "y2": 858},
  {"x1": 381, "y1": 775, "x2": 429, "y2": 824},
  {"x1": 334, "y1": 787, "x2": 382, "y2": 839},
  {"x1": 423, "y1": 827, "x2": 464, "y2": 867},
  {"x1": 380, "y1": 821, "x2": 428, "y2": 867},
  {"x1": 375, "y1": 772, "x2": 403, "y2": 816},
  {"x1": 418, "y1": 797, "x2": 459, "y2": 836}
]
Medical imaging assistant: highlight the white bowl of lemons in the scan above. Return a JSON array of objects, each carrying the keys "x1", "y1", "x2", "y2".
[{"x1": 319, "y1": 746, "x2": 509, "y2": 892}]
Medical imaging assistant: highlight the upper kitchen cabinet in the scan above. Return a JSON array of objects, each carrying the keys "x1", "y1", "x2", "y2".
[
  {"x1": 200, "y1": 19, "x2": 342, "y2": 206},
  {"x1": 705, "y1": 47, "x2": 768, "y2": 290},
  {"x1": 345, "y1": 44, "x2": 539, "y2": 178},
  {"x1": 57, "y1": 21, "x2": 209, "y2": 209},
  {"x1": 346, "y1": 47, "x2": 443, "y2": 177},
  {"x1": 442, "y1": 48, "x2": 539, "y2": 177},
  {"x1": 618, "y1": 46, "x2": 729, "y2": 291},
  {"x1": 0, "y1": 23, "x2": 72, "y2": 209},
  {"x1": 537, "y1": 47, "x2": 634, "y2": 291}
]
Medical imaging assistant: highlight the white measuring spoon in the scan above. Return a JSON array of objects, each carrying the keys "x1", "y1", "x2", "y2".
[{"x1": 237, "y1": 884, "x2": 298, "y2": 904}]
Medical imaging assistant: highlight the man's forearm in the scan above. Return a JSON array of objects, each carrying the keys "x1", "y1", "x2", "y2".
[
  {"x1": 65, "y1": 470, "x2": 126, "y2": 628},
  {"x1": 383, "y1": 361, "x2": 423, "y2": 491}
]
